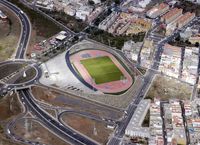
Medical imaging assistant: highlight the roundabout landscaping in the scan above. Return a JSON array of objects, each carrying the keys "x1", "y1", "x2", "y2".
[{"x1": 0, "y1": 61, "x2": 38, "y2": 86}]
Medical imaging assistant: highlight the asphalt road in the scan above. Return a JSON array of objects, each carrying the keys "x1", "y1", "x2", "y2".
[
  {"x1": 0, "y1": 1, "x2": 98, "y2": 145},
  {"x1": 0, "y1": 0, "x2": 31, "y2": 59}
]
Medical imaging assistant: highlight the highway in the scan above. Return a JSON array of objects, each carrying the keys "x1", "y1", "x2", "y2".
[
  {"x1": 0, "y1": 1, "x2": 98, "y2": 145},
  {"x1": 0, "y1": 0, "x2": 31, "y2": 59},
  {"x1": 19, "y1": 89, "x2": 97, "y2": 145}
]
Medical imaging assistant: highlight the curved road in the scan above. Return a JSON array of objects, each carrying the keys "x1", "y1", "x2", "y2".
[
  {"x1": 0, "y1": 1, "x2": 97, "y2": 145},
  {"x1": 0, "y1": 0, "x2": 31, "y2": 59}
]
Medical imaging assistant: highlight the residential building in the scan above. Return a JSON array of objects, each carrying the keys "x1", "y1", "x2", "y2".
[
  {"x1": 159, "y1": 44, "x2": 182, "y2": 78},
  {"x1": 176, "y1": 12, "x2": 195, "y2": 29},
  {"x1": 108, "y1": 17, "x2": 123, "y2": 34},
  {"x1": 146, "y1": 3, "x2": 169, "y2": 18},
  {"x1": 64, "y1": 5, "x2": 76, "y2": 16},
  {"x1": 87, "y1": 6, "x2": 103, "y2": 23},
  {"x1": 189, "y1": 34, "x2": 200, "y2": 44},
  {"x1": 182, "y1": 47, "x2": 199, "y2": 84},
  {"x1": 180, "y1": 27, "x2": 193, "y2": 40},
  {"x1": 170, "y1": 100, "x2": 187, "y2": 145},
  {"x1": 149, "y1": 100, "x2": 164, "y2": 145},
  {"x1": 161, "y1": 8, "x2": 183, "y2": 24},
  {"x1": 126, "y1": 18, "x2": 151, "y2": 35},
  {"x1": 92, "y1": 0, "x2": 101, "y2": 4},
  {"x1": 36, "y1": 0, "x2": 54, "y2": 10},
  {"x1": 125, "y1": 99, "x2": 151, "y2": 138},
  {"x1": 98, "y1": 11, "x2": 119, "y2": 31},
  {"x1": 122, "y1": 40, "x2": 142, "y2": 60},
  {"x1": 76, "y1": 5, "x2": 93, "y2": 21},
  {"x1": 116, "y1": 21, "x2": 131, "y2": 35}
]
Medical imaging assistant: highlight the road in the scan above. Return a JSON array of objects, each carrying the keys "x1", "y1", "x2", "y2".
[
  {"x1": 20, "y1": 89, "x2": 98, "y2": 145},
  {"x1": 0, "y1": 1, "x2": 98, "y2": 145},
  {"x1": 108, "y1": 70, "x2": 155, "y2": 145},
  {"x1": 0, "y1": 0, "x2": 31, "y2": 59}
]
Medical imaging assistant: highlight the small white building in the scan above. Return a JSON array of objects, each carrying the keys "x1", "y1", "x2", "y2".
[
  {"x1": 76, "y1": 5, "x2": 93, "y2": 21},
  {"x1": 64, "y1": 5, "x2": 76, "y2": 16},
  {"x1": 92, "y1": 0, "x2": 101, "y2": 4}
]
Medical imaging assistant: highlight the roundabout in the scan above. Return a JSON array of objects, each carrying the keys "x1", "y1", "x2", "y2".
[{"x1": 0, "y1": 60, "x2": 41, "y2": 96}]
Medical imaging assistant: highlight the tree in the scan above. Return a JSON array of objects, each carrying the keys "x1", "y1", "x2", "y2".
[
  {"x1": 195, "y1": 42, "x2": 199, "y2": 47},
  {"x1": 175, "y1": 35, "x2": 180, "y2": 41},
  {"x1": 88, "y1": 0, "x2": 95, "y2": 5},
  {"x1": 114, "y1": 0, "x2": 120, "y2": 5}
]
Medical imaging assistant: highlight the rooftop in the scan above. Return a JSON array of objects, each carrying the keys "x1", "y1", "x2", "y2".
[
  {"x1": 126, "y1": 99, "x2": 151, "y2": 129},
  {"x1": 162, "y1": 8, "x2": 182, "y2": 20},
  {"x1": 177, "y1": 12, "x2": 195, "y2": 24}
]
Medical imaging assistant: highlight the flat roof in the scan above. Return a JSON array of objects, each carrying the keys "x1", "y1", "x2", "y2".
[
  {"x1": 56, "y1": 34, "x2": 67, "y2": 41},
  {"x1": 162, "y1": 8, "x2": 182, "y2": 20},
  {"x1": 126, "y1": 99, "x2": 151, "y2": 131},
  {"x1": 177, "y1": 12, "x2": 195, "y2": 24}
]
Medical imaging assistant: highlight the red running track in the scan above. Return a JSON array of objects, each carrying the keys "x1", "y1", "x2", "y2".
[{"x1": 70, "y1": 50, "x2": 133, "y2": 93}]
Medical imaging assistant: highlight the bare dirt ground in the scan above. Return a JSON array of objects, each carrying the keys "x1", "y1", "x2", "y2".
[
  {"x1": 43, "y1": 107, "x2": 57, "y2": 118},
  {"x1": 61, "y1": 113, "x2": 112, "y2": 144},
  {"x1": 0, "y1": 4, "x2": 21, "y2": 61},
  {"x1": 26, "y1": 29, "x2": 47, "y2": 58},
  {"x1": 12, "y1": 118, "x2": 70, "y2": 145},
  {"x1": 145, "y1": 75, "x2": 193, "y2": 101},
  {"x1": 0, "y1": 93, "x2": 22, "y2": 121},
  {"x1": 31, "y1": 86, "x2": 123, "y2": 121},
  {"x1": 0, "y1": 93, "x2": 23, "y2": 145}
]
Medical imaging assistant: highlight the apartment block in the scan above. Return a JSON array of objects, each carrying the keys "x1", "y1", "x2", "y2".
[
  {"x1": 146, "y1": 3, "x2": 169, "y2": 18},
  {"x1": 161, "y1": 8, "x2": 183, "y2": 24},
  {"x1": 176, "y1": 12, "x2": 195, "y2": 28},
  {"x1": 98, "y1": 11, "x2": 119, "y2": 31}
]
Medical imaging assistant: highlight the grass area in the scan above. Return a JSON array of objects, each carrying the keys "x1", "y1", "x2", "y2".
[
  {"x1": 80, "y1": 56, "x2": 124, "y2": 84},
  {"x1": 145, "y1": 75, "x2": 192, "y2": 101},
  {"x1": 0, "y1": 63, "x2": 26, "y2": 79},
  {"x1": 0, "y1": 5, "x2": 21, "y2": 61},
  {"x1": 13, "y1": 67, "x2": 37, "y2": 84},
  {"x1": 62, "y1": 113, "x2": 112, "y2": 144}
]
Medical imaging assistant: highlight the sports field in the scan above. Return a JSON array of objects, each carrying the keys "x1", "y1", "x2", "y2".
[{"x1": 80, "y1": 56, "x2": 124, "y2": 84}]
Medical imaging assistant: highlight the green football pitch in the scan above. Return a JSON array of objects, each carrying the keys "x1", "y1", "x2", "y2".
[{"x1": 80, "y1": 56, "x2": 124, "y2": 84}]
